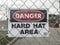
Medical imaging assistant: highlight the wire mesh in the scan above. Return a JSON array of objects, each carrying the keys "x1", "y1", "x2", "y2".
[{"x1": 0, "y1": 0, "x2": 60, "y2": 45}]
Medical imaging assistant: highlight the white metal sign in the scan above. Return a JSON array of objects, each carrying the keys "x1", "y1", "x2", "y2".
[{"x1": 8, "y1": 9, "x2": 49, "y2": 37}]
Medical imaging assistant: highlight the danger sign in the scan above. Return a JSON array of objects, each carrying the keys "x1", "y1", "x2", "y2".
[
  {"x1": 8, "y1": 9, "x2": 49, "y2": 37},
  {"x1": 12, "y1": 10, "x2": 45, "y2": 21}
]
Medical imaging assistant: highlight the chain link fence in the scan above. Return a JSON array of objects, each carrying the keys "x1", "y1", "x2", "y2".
[{"x1": 0, "y1": 0, "x2": 60, "y2": 45}]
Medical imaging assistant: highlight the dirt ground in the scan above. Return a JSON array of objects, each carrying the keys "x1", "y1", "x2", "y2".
[{"x1": 13, "y1": 28, "x2": 60, "y2": 45}]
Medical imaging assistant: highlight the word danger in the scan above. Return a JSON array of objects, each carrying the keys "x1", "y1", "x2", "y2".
[
  {"x1": 14, "y1": 13, "x2": 42, "y2": 18},
  {"x1": 12, "y1": 10, "x2": 45, "y2": 21},
  {"x1": 11, "y1": 23, "x2": 45, "y2": 28}
]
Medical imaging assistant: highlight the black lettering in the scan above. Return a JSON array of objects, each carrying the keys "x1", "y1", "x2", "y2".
[
  {"x1": 42, "y1": 24, "x2": 45, "y2": 28},
  {"x1": 11, "y1": 23, "x2": 30, "y2": 28},
  {"x1": 39, "y1": 24, "x2": 42, "y2": 28},
  {"x1": 33, "y1": 24, "x2": 37, "y2": 28},
  {"x1": 34, "y1": 29, "x2": 38, "y2": 34},
  {"x1": 20, "y1": 29, "x2": 38, "y2": 34},
  {"x1": 17, "y1": 24, "x2": 21, "y2": 28},
  {"x1": 33, "y1": 24, "x2": 42, "y2": 28},
  {"x1": 33, "y1": 23, "x2": 45, "y2": 28},
  {"x1": 30, "y1": 29, "x2": 33, "y2": 34},
  {"x1": 20, "y1": 30, "x2": 24, "y2": 34},
  {"x1": 12, "y1": 24, "x2": 16, "y2": 28},
  {"x1": 26, "y1": 24, "x2": 30, "y2": 28},
  {"x1": 25, "y1": 29, "x2": 29, "y2": 34},
  {"x1": 21, "y1": 24, "x2": 25, "y2": 28}
]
